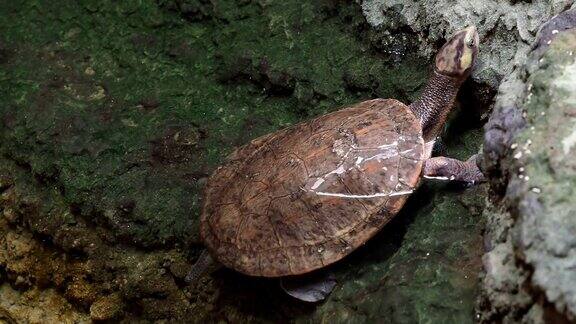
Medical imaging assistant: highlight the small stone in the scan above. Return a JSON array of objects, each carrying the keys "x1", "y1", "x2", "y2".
[
  {"x1": 3, "y1": 208, "x2": 17, "y2": 222},
  {"x1": 15, "y1": 275, "x2": 26, "y2": 286},
  {"x1": 89, "y1": 85, "x2": 106, "y2": 101},
  {"x1": 65, "y1": 279, "x2": 98, "y2": 306},
  {"x1": 84, "y1": 66, "x2": 95, "y2": 76}
]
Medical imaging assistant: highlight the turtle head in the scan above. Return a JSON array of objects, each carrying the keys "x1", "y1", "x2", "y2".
[{"x1": 434, "y1": 26, "x2": 479, "y2": 79}]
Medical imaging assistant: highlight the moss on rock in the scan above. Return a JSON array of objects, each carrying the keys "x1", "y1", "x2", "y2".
[
  {"x1": 480, "y1": 8, "x2": 576, "y2": 322},
  {"x1": 0, "y1": 0, "x2": 429, "y2": 249}
]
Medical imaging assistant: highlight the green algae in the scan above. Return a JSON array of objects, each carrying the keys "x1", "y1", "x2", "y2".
[
  {"x1": 0, "y1": 0, "x2": 485, "y2": 321},
  {"x1": 0, "y1": 0, "x2": 427, "y2": 247}
]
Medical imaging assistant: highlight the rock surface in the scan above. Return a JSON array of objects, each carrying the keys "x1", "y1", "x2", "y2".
[
  {"x1": 0, "y1": 283, "x2": 89, "y2": 323},
  {"x1": 480, "y1": 8, "x2": 576, "y2": 323},
  {"x1": 362, "y1": 0, "x2": 574, "y2": 88}
]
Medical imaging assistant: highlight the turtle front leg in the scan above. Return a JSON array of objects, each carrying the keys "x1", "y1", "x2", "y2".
[{"x1": 423, "y1": 154, "x2": 485, "y2": 184}]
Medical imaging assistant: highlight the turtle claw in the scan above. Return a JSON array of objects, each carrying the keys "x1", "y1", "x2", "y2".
[
  {"x1": 280, "y1": 272, "x2": 337, "y2": 302},
  {"x1": 423, "y1": 154, "x2": 485, "y2": 185}
]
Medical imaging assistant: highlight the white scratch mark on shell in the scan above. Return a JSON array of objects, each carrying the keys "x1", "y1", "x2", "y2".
[
  {"x1": 314, "y1": 190, "x2": 413, "y2": 199},
  {"x1": 310, "y1": 178, "x2": 325, "y2": 190},
  {"x1": 423, "y1": 175, "x2": 450, "y2": 181}
]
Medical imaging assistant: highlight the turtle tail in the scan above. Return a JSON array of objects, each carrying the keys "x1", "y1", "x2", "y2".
[{"x1": 185, "y1": 249, "x2": 216, "y2": 283}]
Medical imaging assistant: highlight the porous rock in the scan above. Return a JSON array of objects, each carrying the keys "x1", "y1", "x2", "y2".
[
  {"x1": 479, "y1": 8, "x2": 576, "y2": 323},
  {"x1": 362, "y1": 0, "x2": 574, "y2": 88},
  {"x1": 90, "y1": 293, "x2": 123, "y2": 321}
]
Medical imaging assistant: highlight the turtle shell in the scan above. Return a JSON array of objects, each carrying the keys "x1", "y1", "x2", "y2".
[{"x1": 200, "y1": 99, "x2": 426, "y2": 277}]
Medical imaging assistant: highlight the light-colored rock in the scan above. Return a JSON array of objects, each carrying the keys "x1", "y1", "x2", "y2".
[
  {"x1": 361, "y1": 0, "x2": 575, "y2": 87},
  {"x1": 0, "y1": 284, "x2": 90, "y2": 324},
  {"x1": 480, "y1": 8, "x2": 576, "y2": 322}
]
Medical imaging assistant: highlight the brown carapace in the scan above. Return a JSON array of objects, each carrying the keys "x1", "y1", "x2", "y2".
[
  {"x1": 202, "y1": 99, "x2": 425, "y2": 276},
  {"x1": 196, "y1": 26, "x2": 483, "y2": 290}
]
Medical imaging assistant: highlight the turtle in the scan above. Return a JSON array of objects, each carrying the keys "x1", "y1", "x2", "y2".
[{"x1": 187, "y1": 26, "x2": 483, "y2": 302}]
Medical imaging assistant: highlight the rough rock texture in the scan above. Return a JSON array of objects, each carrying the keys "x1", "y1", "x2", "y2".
[
  {"x1": 0, "y1": 0, "x2": 488, "y2": 322},
  {"x1": 362, "y1": 0, "x2": 573, "y2": 88},
  {"x1": 480, "y1": 8, "x2": 576, "y2": 323},
  {"x1": 0, "y1": 284, "x2": 89, "y2": 323}
]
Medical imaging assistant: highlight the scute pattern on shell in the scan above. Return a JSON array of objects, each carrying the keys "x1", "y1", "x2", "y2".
[{"x1": 201, "y1": 99, "x2": 425, "y2": 277}]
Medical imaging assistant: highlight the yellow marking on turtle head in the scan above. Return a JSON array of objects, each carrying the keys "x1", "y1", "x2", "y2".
[{"x1": 435, "y1": 26, "x2": 479, "y2": 78}]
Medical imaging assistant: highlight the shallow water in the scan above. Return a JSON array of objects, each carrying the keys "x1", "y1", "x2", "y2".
[{"x1": 0, "y1": 1, "x2": 486, "y2": 322}]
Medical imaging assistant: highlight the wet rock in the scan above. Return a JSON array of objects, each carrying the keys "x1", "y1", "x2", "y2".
[
  {"x1": 149, "y1": 125, "x2": 203, "y2": 165},
  {"x1": 479, "y1": 9, "x2": 576, "y2": 322},
  {"x1": 168, "y1": 258, "x2": 191, "y2": 280},
  {"x1": 0, "y1": 284, "x2": 90, "y2": 323},
  {"x1": 90, "y1": 293, "x2": 123, "y2": 321},
  {"x1": 64, "y1": 278, "x2": 99, "y2": 308}
]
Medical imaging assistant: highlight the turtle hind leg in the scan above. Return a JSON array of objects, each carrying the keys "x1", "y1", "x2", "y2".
[
  {"x1": 185, "y1": 249, "x2": 219, "y2": 284},
  {"x1": 423, "y1": 154, "x2": 485, "y2": 185},
  {"x1": 280, "y1": 272, "x2": 337, "y2": 303}
]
